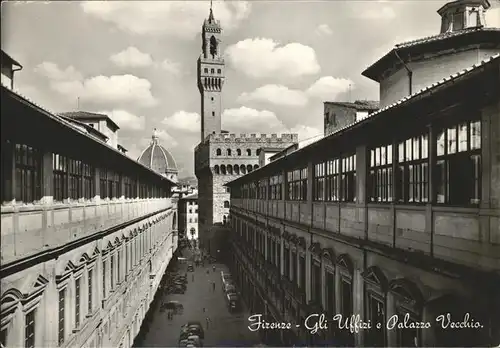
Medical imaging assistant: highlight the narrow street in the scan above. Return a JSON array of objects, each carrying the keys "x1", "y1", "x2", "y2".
[{"x1": 134, "y1": 248, "x2": 261, "y2": 347}]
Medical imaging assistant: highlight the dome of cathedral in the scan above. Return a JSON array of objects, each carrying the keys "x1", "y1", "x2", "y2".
[{"x1": 137, "y1": 129, "x2": 178, "y2": 182}]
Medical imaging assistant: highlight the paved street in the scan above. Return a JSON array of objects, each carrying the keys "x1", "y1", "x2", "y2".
[{"x1": 135, "y1": 249, "x2": 261, "y2": 347}]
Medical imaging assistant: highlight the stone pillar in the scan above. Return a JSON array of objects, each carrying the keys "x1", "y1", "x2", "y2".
[
  {"x1": 335, "y1": 271, "x2": 341, "y2": 317},
  {"x1": 355, "y1": 145, "x2": 368, "y2": 205},
  {"x1": 43, "y1": 262, "x2": 58, "y2": 347},
  {"x1": 321, "y1": 261, "x2": 326, "y2": 309},
  {"x1": 280, "y1": 234, "x2": 284, "y2": 276},
  {"x1": 386, "y1": 292, "x2": 397, "y2": 347},
  {"x1": 353, "y1": 268, "x2": 365, "y2": 347},
  {"x1": 264, "y1": 230, "x2": 268, "y2": 262},
  {"x1": 95, "y1": 167, "x2": 101, "y2": 202},
  {"x1": 307, "y1": 161, "x2": 313, "y2": 204},
  {"x1": 305, "y1": 249, "x2": 312, "y2": 303},
  {"x1": 421, "y1": 304, "x2": 436, "y2": 347},
  {"x1": 40, "y1": 151, "x2": 53, "y2": 204}
]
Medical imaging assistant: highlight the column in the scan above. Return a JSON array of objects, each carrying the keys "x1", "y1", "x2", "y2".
[
  {"x1": 43, "y1": 263, "x2": 58, "y2": 347},
  {"x1": 40, "y1": 151, "x2": 53, "y2": 204},
  {"x1": 421, "y1": 304, "x2": 436, "y2": 347},
  {"x1": 353, "y1": 268, "x2": 365, "y2": 347},
  {"x1": 321, "y1": 261, "x2": 326, "y2": 309},
  {"x1": 305, "y1": 249, "x2": 312, "y2": 303},
  {"x1": 335, "y1": 271, "x2": 341, "y2": 317},
  {"x1": 95, "y1": 167, "x2": 101, "y2": 202},
  {"x1": 386, "y1": 292, "x2": 397, "y2": 347},
  {"x1": 280, "y1": 233, "x2": 284, "y2": 276}
]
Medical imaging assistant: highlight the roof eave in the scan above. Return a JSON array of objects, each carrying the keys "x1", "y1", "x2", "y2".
[
  {"x1": 3, "y1": 87, "x2": 176, "y2": 187},
  {"x1": 361, "y1": 49, "x2": 395, "y2": 82}
]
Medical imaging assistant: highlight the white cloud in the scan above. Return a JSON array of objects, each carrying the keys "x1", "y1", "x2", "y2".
[
  {"x1": 81, "y1": 1, "x2": 251, "y2": 39},
  {"x1": 306, "y1": 76, "x2": 353, "y2": 100},
  {"x1": 162, "y1": 110, "x2": 200, "y2": 133},
  {"x1": 226, "y1": 38, "x2": 320, "y2": 79},
  {"x1": 35, "y1": 62, "x2": 157, "y2": 107},
  {"x1": 160, "y1": 59, "x2": 182, "y2": 76},
  {"x1": 289, "y1": 125, "x2": 323, "y2": 148},
  {"x1": 155, "y1": 128, "x2": 178, "y2": 147},
  {"x1": 110, "y1": 46, "x2": 153, "y2": 68},
  {"x1": 486, "y1": 7, "x2": 500, "y2": 28},
  {"x1": 237, "y1": 85, "x2": 308, "y2": 107},
  {"x1": 315, "y1": 24, "x2": 333, "y2": 36},
  {"x1": 355, "y1": 5, "x2": 396, "y2": 20},
  {"x1": 99, "y1": 110, "x2": 146, "y2": 130},
  {"x1": 34, "y1": 62, "x2": 83, "y2": 81},
  {"x1": 222, "y1": 107, "x2": 284, "y2": 133}
]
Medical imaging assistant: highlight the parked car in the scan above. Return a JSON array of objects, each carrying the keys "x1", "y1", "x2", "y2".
[
  {"x1": 224, "y1": 283, "x2": 236, "y2": 294},
  {"x1": 180, "y1": 322, "x2": 204, "y2": 339},
  {"x1": 187, "y1": 264, "x2": 194, "y2": 272},
  {"x1": 187, "y1": 335, "x2": 202, "y2": 346},
  {"x1": 221, "y1": 271, "x2": 232, "y2": 286},
  {"x1": 226, "y1": 293, "x2": 240, "y2": 312}
]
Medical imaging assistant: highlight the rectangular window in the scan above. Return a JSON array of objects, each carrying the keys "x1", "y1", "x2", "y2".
[
  {"x1": 435, "y1": 120, "x2": 481, "y2": 205},
  {"x1": 88, "y1": 269, "x2": 93, "y2": 313},
  {"x1": 269, "y1": 174, "x2": 283, "y2": 200},
  {"x1": 367, "y1": 294, "x2": 386, "y2": 347},
  {"x1": 75, "y1": 277, "x2": 81, "y2": 328},
  {"x1": 68, "y1": 158, "x2": 83, "y2": 200},
  {"x1": 325, "y1": 158, "x2": 340, "y2": 201},
  {"x1": 311, "y1": 261, "x2": 322, "y2": 303},
  {"x1": 110, "y1": 254, "x2": 115, "y2": 290},
  {"x1": 82, "y1": 163, "x2": 94, "y2": 199},
  {"x1": 1, "y1": 140, "x2": 14, "y2": 203},
  {"x1": 107, "y1": 170, "x2": 120, "y2": 199},
  {"x1": 100, "y1": 168, "x2": 108, "y2": 199},
  {"x1": 341, "y1": 279, "x2": 352, "y2": 318},
  {"x1": 102, "y1": 260, "x2": 107, "y2": 298},
  {"x1": 257, "y1": 179, "x2": 267, "y2": 199},
  {"x1": 299, "y1": 255, "x2": 306, "y2": 291},
  {"x1": 53, "y1": 153, "x2": 68, "y2": 202},
  {"x1": 325, "y1": 271, "x2": 335, "y2": 315},
  {"x1": 341, "y1": 154, "x2": 356, "y2": 202},
  {"x1": 14, "y1": 144, "x2": 42, "y2": 203},
  {"x1": 58, "y1": 289, "x2": 65, "y2": 345},
  {"x1": 313, "y1": 163, "x2": 325, "y2": 201},
  {"x1": 397, "y1": 134, "x2": 429, "y2": 203},
  {"x1": 25, "y1": 309, "x2": 36, "y2": 348},
  {"x1": 370, "y1": 144, "x2": 393, "y2": 202},
  {"x1": 286, "y1": 168, "x2": 307, "y2": 201}
]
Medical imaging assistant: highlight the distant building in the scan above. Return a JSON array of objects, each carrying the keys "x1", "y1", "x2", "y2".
[
  {"x1": 324, "y1": 100, "x2": 379, "y2": 135},
  {"x1": 1, "y1": 51, "x2": 178, "y2": 348},
  {"x1": 178, "y1": 193, "x2": 199, "y2": 245},
  {"x1": 1, "y1": 50, "x2": 22, "y2": 90},
  {"x1": 194, "y1": 5, "x2": 298, "y2": 257},
  {"x1": 137, "y1": 128, "x2": 178, "y2": 183},
  {"x1": 225, "y1": 1, "x2": 500, "y2": 346}
]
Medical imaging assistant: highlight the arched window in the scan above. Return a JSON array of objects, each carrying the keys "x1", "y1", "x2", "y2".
[
  {"x1": 247, "y1": 164, "x2": 253, "y2": 172},
  {"x1": 210, "y1": 36, "x2": 218, "y2": 58},
  {"x1": 241, "y1": 165, "x2": 246, "y2": 174},
  {"x1": 246, "y1": 149, "x2": 251, "y2": 156},
  {"x1": 217, "y1": 69, "x2": 221, "y2": 74},
  {"x1": 256, "y1": 149, "x2": 261, "y2": 156},
  {"x1": 216, "y1": 148, "x2": 222, "y2": 156},
  {"x1": 227, "y1": 149, "x2": 231, "y2": 156},
  {"x1": 234, "y1": 166, "x2": 240, "y2": 175},
  {"x1": 214, "y1": 165, "x2": 220, "y2": 175},
  {"x1": 211, "y1": 68, "x2": 215, "y2": 74},
  {"x1": 189, "y1": 218, "x2": 192, "y2": 223},
  {"x1": 204, "y1": 68, "x2": 208, "y2": 73},
  {"x1": 227, "y1": 165, "x2": 233, "y2": 175},
  {"x1": 224, "y1": 200, "x2": 229, "y2": 208},
  {"x1": 254, "y1": 165, "x2": 259, "y2": 170},
  {"x1": 221, "y1": 165, "x2": 227, "y2": 175},
  {"x1": 237, "y1": 149, "x2": 241, "y2": 156}
]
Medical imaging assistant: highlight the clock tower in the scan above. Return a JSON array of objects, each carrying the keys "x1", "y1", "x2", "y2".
[{"x1": 197, "y1": 2, "x2": 225, "y2": 142}]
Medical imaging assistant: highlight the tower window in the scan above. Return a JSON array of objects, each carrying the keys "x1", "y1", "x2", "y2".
[
  {"x1": 217, "y1": 69, "x2": 221, "y2": 74},
  {"x1": 216, "y1": 148, "x2": 222, "y2": 156},
  {"x1": 204, "y1": 68, "x2": 208, "y2": 73},
  {"x1": 211, "y1": 68, "x2": 215, "y2": 73},
  {"x1": 246, "y1": 149, "x2": 251, "y2": 156},
  {"x1": 237, "y1": 149, "x2": 241, "y2": 156},
  {"x1": 212, "y1": 111, "x2": 215, "y2": 117},
  {"x1": 227, "y1": 149, "x2": 232, "y2": 156}
]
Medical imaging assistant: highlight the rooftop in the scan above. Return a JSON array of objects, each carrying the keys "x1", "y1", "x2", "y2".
[
  {"x1": 227, "y1": 53, "x2": 500, "y2": 186},
  {"x1": 60, "y1": 111, "x2": 120, "y2": 131},
  {"x1": 1, "y1": 50, "x2": 22, "y2": 69},
  {"x1": 325, "y1": 100, "x2": 379, "y2": 111}
]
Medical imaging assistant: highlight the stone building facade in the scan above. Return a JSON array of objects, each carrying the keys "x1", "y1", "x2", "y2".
[
  {"x1": 0, "y1": 53, "x2": 178, "y2": 348},
  {"x1": 178, "y1": 192, "x2": 199, "y2": 245},
  {"x1": 324, "y1": 101, "x2": 379, "y2": 136},
  {"x1": 194, "y1": 6, "x2": 297, "y2": 255},
  {"x1": 225, "y1": 1, "x2": 500, "y2": 346}
]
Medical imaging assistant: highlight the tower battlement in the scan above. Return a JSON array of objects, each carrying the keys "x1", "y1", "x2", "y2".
[{"x1": 205, "y1": 133, "x2": 299, "y2": 143}]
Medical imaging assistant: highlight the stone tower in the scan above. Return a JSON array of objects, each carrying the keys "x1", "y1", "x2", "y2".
[
  {"x1": 197, "y1": 3, "x2": 225, "y2": 142},
  {"x1": 194, "y1": 3, "x2": 299, "y2": 257}
]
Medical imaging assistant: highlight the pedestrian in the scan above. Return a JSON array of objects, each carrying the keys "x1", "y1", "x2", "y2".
[
  {"x1": 212, "y1": 265, "x2": 215, "y2": 272},
  {"x1": 206, "y1": 269, "x2": 209, "y2": 275},
  {"x1": 206, "y1": 317, "x2": 210, "y2": 329},
  {"x1": 212, "y1": 281, "x2": 215, "y2": 292},
  {"x1": 203, "y1": 307, "x2": 206, "y2": 313}
]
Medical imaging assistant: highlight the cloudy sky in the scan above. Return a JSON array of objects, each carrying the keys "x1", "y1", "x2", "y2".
[{"x1": 2, "y1": 1, "x2": 499, "y2": 177}]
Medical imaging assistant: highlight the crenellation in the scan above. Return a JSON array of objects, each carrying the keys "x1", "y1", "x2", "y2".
[{"x1": 206, "y1": 133, "x2": 299, "y2": 144}]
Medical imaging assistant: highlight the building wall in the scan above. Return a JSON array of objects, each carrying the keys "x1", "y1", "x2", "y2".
[
  {"x1": 186, "y1": 200, "x2": 199, "y2": 240},
  {"x1": 1, "y1": 208, "x2": 176, "y2": 348},
  {"x1": 324, "y1": 104, "x2": 358, "y2": 135},
  {"x1": 228, "y1": 88, "x2": 500, "y2": 346},
  {"x1": 380, "y1": 47, "x2": 500, "y2": 108},
  {"x1": 195, "y1": 133, "x2": 298, "y2": 254}
]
